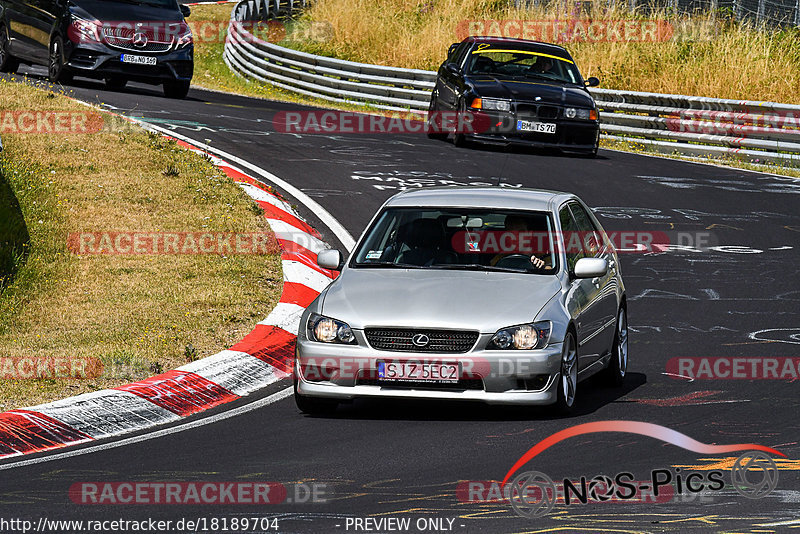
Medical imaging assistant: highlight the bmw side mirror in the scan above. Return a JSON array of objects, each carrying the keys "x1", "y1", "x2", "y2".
[
  {"x1": 317, "y1": 249, "x2": 343, "y2": 270},
  {"x1": 180, "y1": 4, "x2": 191, "y2": 17},
  {"x1": 445, "y1": 63, "x2": 459, "y2": 75},
  {"x1": 573, "y1": 257, "x2": 608, "y2": 279},
  {"x1": 585, "y1": 77, "x2": 600, "y2": 88}
]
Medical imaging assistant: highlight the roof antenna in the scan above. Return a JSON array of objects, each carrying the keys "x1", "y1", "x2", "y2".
[{"x1": 494, "y1": 154, "x2": 510, "y2": 187}]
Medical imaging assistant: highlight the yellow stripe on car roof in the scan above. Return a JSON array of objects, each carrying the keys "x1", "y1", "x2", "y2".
[{"x1": 471, "y1": 49, "x2": 574, "y2": 65}]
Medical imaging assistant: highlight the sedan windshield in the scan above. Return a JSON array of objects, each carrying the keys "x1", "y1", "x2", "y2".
[
  {"x1": 353, "y1": 208, "x2": 559, "y2": 273},
  {"x1": 466, "y1": 47, "x2": 582, "y2": 85}
]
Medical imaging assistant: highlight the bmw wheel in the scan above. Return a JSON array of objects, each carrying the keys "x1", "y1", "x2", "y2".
[
  {"x1": 452, "y1": 99, "x2": 469, "y2": 148},
  {"x1": 426, "y1": 92, "x2": 447, "y2": 140}
]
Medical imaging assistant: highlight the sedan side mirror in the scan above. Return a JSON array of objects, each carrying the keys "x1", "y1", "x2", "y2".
[
  {"x1": 317, "y1": 249, "x2": 343, "y2": 270},
  {"x1": 180, "y1": 4, "x2": 191, "y2": 17},
  {"x1": 585, "y1": 77, "x2": 600, "y2": 88},
  {"x1": 445, "y1": 63, "x2": 460, "y2": 75},
  {"x1": 573, "y1": 257, "x2": 608, "y2": 279}
]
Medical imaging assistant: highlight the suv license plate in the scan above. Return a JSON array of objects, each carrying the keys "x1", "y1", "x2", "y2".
[{"x1": 121, "y1": 54, "x2": 157, "y2": 66}]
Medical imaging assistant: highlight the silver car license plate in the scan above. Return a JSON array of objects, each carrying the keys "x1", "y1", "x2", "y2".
[
  {"x1": 121, "y1": 54, "x2": 157, "y2": 66},
  {"x1": 517, "y1": 120, "x2": 556, "y2": 134},
  {"x1": 378, "y1": 361, "x2": 460, "y2": 383}
]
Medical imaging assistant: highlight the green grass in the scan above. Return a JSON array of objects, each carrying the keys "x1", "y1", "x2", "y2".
[{"x1": 0, "y1": 78, "x2": 283, "y2": 410}]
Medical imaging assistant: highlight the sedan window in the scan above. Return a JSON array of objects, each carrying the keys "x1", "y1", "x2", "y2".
[
  {"x1": 559, "y1": 205, "x2": 585, "y2": 272},
  {"x1": 568, "y1": 202, "x2": 602, "y2": 257},
  {"x1": 353, "y1": 208, "x2": 559, "y2": 274}
]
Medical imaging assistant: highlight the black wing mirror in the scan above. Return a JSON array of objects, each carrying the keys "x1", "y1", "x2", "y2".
[
  {"x1": 445, "y1": 63, "x2": 460, "y2": 76},
  {"x1": 585, "y1": 77, "x2": 600, "y2": 88},
  {"x1": 179, "y1": 4, "x2": 191, "y2": 17}
]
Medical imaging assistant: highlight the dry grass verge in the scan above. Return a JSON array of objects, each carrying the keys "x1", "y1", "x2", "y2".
[
  {"x1": 0, "y1": 78, "x2": 283, "y2": 410},
  {"x1": 295, "y1": 0, "x2": 800, "y2": 104}
]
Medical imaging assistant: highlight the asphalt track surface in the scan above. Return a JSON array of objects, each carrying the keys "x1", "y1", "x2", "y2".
[{"x1": 1, "y1": 71, "x2": 799, "y2": 533}]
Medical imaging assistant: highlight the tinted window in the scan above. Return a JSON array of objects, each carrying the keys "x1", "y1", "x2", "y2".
[
  {"x1": 559, "y1": 205, "x2": 584, "y2": 272},
  {"x1": 352, "y1": 207, "x2": 558, "y2": 274},
  {"x1": 568, "y1": 202, "x2": 602, "y2": 257}
]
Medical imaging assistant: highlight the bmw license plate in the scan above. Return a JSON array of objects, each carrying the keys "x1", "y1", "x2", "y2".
[
  {"x1": 378, "y1": 361, "x2": 460, "y2": 383},
  {"x1": 517, "y1": 120, "x2": 556, "y2": 134},
  {"x1": 121, "y1": 54, "x2": 157, "y2": 66}
]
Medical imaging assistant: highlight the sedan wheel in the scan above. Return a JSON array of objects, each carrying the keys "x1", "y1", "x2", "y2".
[
  {"x1": 426, "y1": 92, "x2": 448, "y2": 140},
  {"x1": 293, "y1": 374, "x2": 339, "y2": 415},
  {"x1": 452, "y1": 99, "x2": 469, "y2": 148},
  {"x1": 603, "y1": 307, "x2": 628, "y2": 386},
  {"x1": 553, "y1": 332, "x2": 577, "y2": 414}
]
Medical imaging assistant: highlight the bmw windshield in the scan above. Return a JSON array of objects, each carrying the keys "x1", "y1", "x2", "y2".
[
  {"x1": 466, "y1": 46, "x2": 583, "y2": 85},
  {"x1": 352, "y1": 208, "x2": 559, "y2": 273}
]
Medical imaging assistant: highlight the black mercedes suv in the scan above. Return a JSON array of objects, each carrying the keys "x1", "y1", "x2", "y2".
[{"x1": 0, "y1": 0, "x2": 193, "y2": 98}]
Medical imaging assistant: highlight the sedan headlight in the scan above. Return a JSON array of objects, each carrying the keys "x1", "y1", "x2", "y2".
[
  {"x1": 564, "y1": 107, "x2": 597, "y2": 120},
  {"x1": 307, "y1": 313, "x2": 356, "y2": 344},
  {"x1": 491, "y1": 321, "x2": 552, "y2": 350},
  {"x1": 471, "y1": 98, "x2": 511, "y2": 112}
]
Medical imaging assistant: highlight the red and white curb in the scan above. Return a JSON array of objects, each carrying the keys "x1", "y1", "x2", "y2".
[{"x1": 0, "y1": 138, "x2": 336, "y2": 459}]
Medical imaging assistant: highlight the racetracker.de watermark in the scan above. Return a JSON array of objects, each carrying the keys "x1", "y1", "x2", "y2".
[
  {"x1": 68, "y1": 232, "x2": 281, "y2": 255},
  {"x1": 0, "y1": 111, "x2": 104, "y2": 134},
  {"x1": 272, "y1": 110, "x2": 493, "y2": 135},
  {"x1": 457, "y1": 19, "x2": 675, "y2": 42},
  {"x1": 667, "y1": 357, "x2": 800, "y2": 380},
  {"x1": 67, "y1": 19, "x2": 333, "y2": 45},
  {"x1": 0, "y1": 357, "x2": 103, "y2": 379},
  {"x1": 69, "y1": 481, "x2": 327, "y2": 505}
]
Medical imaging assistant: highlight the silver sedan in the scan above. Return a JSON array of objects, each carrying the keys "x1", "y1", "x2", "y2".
[{"x1": 294, "y1": 187, "x2": 628, "y2": 415}]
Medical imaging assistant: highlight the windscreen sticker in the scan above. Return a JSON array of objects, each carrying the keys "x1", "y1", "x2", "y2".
[{"x1": 366, "y1": 251, "x2": 383, "y2": 259}]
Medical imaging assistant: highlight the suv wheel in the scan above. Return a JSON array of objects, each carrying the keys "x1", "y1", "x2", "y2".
[
  {"x1": 105, "y1": 76, "x2": 127, "y2": 91},
  {"x1": 0, "y1": 25, "x2": 20, "y2": 73},
  {"x1": 48, "y1": 36, "x2": 72, "y2": 84}
]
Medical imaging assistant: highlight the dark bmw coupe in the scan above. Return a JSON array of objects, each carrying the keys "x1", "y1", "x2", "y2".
[{"x1": 427, "y1": 36, "x2": 600, "y2": 156}]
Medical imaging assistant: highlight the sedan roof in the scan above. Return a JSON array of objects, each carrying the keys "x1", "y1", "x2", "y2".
[
  {"x1": 384, "y1": 187, "x2": 575, "y2": 212},
  {"x1": 465, "y1": 37, "x2": 572, "y2": 60}
]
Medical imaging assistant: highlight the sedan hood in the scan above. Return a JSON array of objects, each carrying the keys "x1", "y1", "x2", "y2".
[
  {"x1": 71, "y1": 0, "x2": 183, "y2": 22},
  {"x1": 468, "y1": 76, "x2": 594, "y2": 107},
  {"x1": 320, "y1": 269, "x2": 561, "y2": 333}
]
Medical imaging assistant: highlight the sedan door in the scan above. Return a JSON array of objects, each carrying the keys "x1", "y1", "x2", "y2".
[
  {"x1": 559, "y1": 203, "x2": 598, "y2": 372},
  {"x1": 568, "y1": 201, "x2": 619, "y2": 361}
]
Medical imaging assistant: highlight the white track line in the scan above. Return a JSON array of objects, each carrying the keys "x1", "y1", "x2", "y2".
[{"x1": 0, "y1": 387, "x2": 293, "y2": 471}]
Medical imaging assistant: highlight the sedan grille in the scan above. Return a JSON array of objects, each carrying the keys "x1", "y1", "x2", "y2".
[
  {"x1": 364, "y1": 328, "x2": 479, "y2": 353},
  {"x1": 515, "y1": 103, "x2": 560, "y2": 119}
]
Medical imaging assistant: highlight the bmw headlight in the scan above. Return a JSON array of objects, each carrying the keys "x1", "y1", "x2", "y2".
[
  {"x1": 491, "y1": 321, "x2": 551, "y2": 350},
  {"x1": 564, "y1": 107, "x2": 595, "y2": 120},
  {"x1": 307, "y1": 313, "x2": 356, "y2": 344},
  {"x1": 471, "y1": 98, "x2": 511, "y2": 112}
]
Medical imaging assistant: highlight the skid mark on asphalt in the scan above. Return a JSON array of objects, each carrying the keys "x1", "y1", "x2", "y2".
[
  {"x1": 626, "y1": 390, "x2": 749, "y2": 406},
  {"x1": 674, "y1": 457, "x2": 800, "y2": 471}
]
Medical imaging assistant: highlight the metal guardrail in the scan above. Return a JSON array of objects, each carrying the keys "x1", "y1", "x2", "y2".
[{"x1": 224, "y1": 1, "x2": 800, "y2": 166}]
